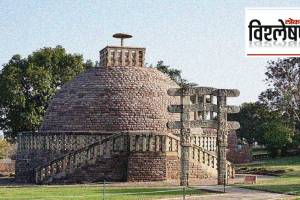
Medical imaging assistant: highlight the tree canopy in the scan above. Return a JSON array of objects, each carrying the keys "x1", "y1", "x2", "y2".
[
  {"x1": 228, "y1": 102, "x2": 283, "y2": 145},
  {"x1": 259, "y1": 58, "x2": 300, "y2": 125},
  {"x1": 0, "y1": 46, "x2": 94, "y2": 142},
  {"x1": 228, "y1": 58, "x2": 300, "y2": 156},
  {"x1": 155, "y1": 61, "x2": 197, "y2": 87},
  {"x1": 258, "y1": 121, "x2": 293, "y2": 157}
]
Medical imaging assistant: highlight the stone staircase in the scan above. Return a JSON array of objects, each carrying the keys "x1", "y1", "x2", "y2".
[
  {"x1": 34, "y1": 133, "x2": 234, "y2": 184},
  {"x1": 190, "y1": 144, "x2": 235, "y2": 179},
  {"x1": 51, "y1": 154, "x2": 128, "y2": 184},
  {"x1": 34, "y1": 133, "x2": 122, "y2": 184}
]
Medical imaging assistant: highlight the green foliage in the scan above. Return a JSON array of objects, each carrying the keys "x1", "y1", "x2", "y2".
[
  {"x1": 155, "y1": 61, "x2": 197, "y2": 87},
  {"x1": 256, "y1": 58, "x2": 300, "y2": 155},
  {"x1": 228, "y1": 102, "x2": 283, "y2": 145},
  {"x1": 290, "y1": 132, "x2": 300, "y2": 149},
  {"x1": 230, "y1": 102, "x2": 295, "y2": 155},
  {"x1": 258, "y1": 121, "x2": 293, "y2": 157},
  {"x1": 0, "y1": 139, "x2": 15, "y2": 159},
  {"x1": 0, "y1": 139, "x2": 9, "y2": 159},
  {"x1": 260, "y1": 58, "x2": 300, "y2": 126},
  {"x1": 0, "y1": 46, "x2": 94, "y2": 142}
]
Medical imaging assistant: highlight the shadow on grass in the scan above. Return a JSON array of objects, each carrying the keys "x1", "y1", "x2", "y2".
[
  {"x1": 0, "y1": 186, "x2": 208, "y2": 200},
  {"x1": 241, "y1": 183, "x2": 300, "y2": 195}
]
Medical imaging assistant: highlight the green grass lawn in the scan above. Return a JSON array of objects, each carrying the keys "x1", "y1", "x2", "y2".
[
  {"x1": 251, "y1": 148, "x2": 268, "y2": 155},
  {"x1": 236, "y1": 155, "x2": 300, "y2": 195},
  {"x1": 0, "y1": 185, "x2": 207, "y2": 200}
]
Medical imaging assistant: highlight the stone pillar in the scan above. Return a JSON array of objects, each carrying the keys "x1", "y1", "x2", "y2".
[
  {"x1": 141, "y1": 49, "x2": 145, "y2": 67},
  {"x1": 129, "y1": 50, "x2": 132, "y2": 66},
  {"x1": 209, "y1": 95, "x2": 214, "y2": 120},
  {"x1": 180, "y1": 93, "x2": 191, "y2": 186},
  {"x1": 194, "y1": 94, "x2": 198, "y2": 120},
  {"x1": 217, "y1": 95, "x2": 228, "y2": 185},
  {"x1": 121, "y1": 48, "x2": 125, "y2": 66},
  {"x1": 202, "y1": 95, "x2": 207, "y2": 120},
  {"x1": 136, "y1": 50, "x2": 140, "y2": 67}
]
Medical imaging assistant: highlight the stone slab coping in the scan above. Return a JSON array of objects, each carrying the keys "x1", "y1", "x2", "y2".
[{"x1": 18, "y1": 131, "x2": 178, "y2": 137}]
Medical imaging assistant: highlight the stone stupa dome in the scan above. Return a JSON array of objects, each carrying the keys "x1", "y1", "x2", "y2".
[{"x1": 40, "y1": 66, "x2": 179, "y2": 134}]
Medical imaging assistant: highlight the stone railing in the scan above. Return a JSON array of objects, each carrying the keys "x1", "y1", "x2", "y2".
[
  {"x1": 34, "y1": 132, "x2": 180, "y2": 184},
  {"x1": 18, "y1": 131, "x2": 180, "y2": 153},
  {"x1": 17, "y1": 131, "x2": 112, "y2": 152},
  {"x1": 128, "y1": 133, "x2": 180, "y2": 153},
  {"x1": 18, "y1": 131, "x2": 216, "y2": 155},
  {"x1": 191, "y1": 145, "x2": 217, "y2": 169},
  {"x1": 191, "y1": 144, "x2": 235, "y2": 178},
  {"x1": 22, "y1": 131, "x2": 233, "y2": 183},
  {"x1": 174, "y1": 129, "x2": 218, "y2": 152},
  {"x1": 191, "y1": 135, "x2": 217, "y2": 152},
  {"x1": 35, "y1": 133, "x2": 123, "y2": 184}
]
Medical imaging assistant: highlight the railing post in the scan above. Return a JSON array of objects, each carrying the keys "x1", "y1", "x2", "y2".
[
  {"x1": 35, "y1": 168, "x2": 39, "y2": 184},
  {"x1": 180, "y1": 91, "x2": 191, "y2": 187},
  {"x1": 217, "y1": 94, "x2": 228, "y2": 185}
]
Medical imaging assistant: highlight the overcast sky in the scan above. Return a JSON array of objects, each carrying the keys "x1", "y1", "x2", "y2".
[{"x1": 0, "y1": 0, "x2": 299, "y2": 107}]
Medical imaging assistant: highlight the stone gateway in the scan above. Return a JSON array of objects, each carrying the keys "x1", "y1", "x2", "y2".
[{"x1": 15, "y1": 35, "x2": 239, "y2": 184}]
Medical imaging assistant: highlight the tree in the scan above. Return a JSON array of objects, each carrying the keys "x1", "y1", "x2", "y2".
[
  {"x1": 155, "y1": 61, "x2": 197, "y2": 87},
  {"x1": 0, "y1": 139, "x2": 16, "y2": 160},
  {"x1": 0, "y1": 139, "x2": 9, "y2": 159},
  {"x1": 228, "y1": 102, "x2": 283, "y2": 145},
  {"x1": 0, "y1": 46, "x2": 94, "y2": 142},
  {"x1": 259, "y1": 58, "x2": 300, "y2": 126},
  {"x1": 258, "y1": 121, "x2": 293, "y2": 157}
]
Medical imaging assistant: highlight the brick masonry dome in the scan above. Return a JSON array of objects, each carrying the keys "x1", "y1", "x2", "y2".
[{"x1": 40, "y1": 66, "x2": 179, "y2": 134}]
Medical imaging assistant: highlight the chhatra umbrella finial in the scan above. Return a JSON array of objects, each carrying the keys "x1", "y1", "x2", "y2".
[{"x1": 113, "y1": 33, "x2": 132, "y2": 46}]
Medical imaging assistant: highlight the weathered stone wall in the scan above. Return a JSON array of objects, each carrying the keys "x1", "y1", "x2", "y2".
[
  {"x1": 40, "y1": 67, "x2": 179, "y2": 135},
  {"x1": 15, "y1": 150, "x2": 62, "y2": 183},
  {"x1": 54, "y1": 154, "x2": 128, "y2": 184},
  {"x1": 17, "y1": 133, "x2": 182, "y2": 183},
  {"x1": 166, "y1": 153, "x2": 180, "y2": 179},
  {"x1": 127, "y1": 152, "x2": 167, "y2": 181},
  {"x1": 16, "y1": 150, "x2": 128, "y2": 184},
  {"x1": 165, "y1": 152, "x2": 218, "y2": 181},
  {"x1": 16, "y1": 131, "x2": 229, "y2": 183},
  {"x1": 189, "y1": 162, "x2": 215, "y2": 179}
]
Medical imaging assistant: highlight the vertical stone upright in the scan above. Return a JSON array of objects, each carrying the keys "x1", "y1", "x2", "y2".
[
  {"x1": 201, "y1": 95, "x2": 207, "y2": 120},
  {"x1": 217, "y1": 95, "x2": 228, "y2": 185},
  {"x1": 180, "y1": 89, "x2": 191, "y2": 186},
  {"x1": 167, "y1": 87, "x2": 240, "y2": 186},
  {"x1": 209, "y1": 95, "x2": 214, "y2": 119}
]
